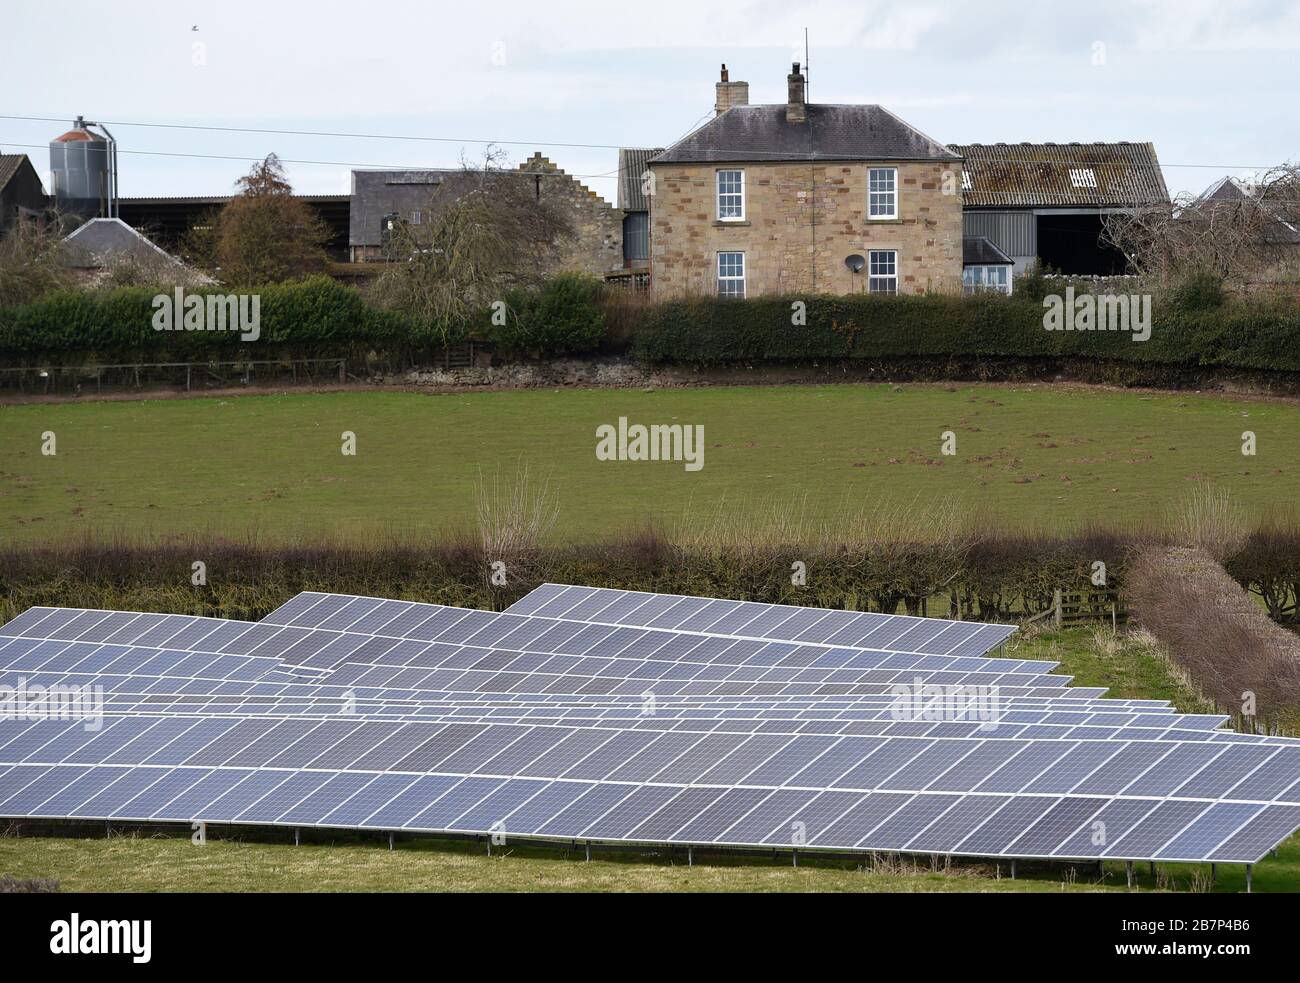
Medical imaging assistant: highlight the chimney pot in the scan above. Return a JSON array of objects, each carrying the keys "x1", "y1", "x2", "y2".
[{"x1": 720, "y1": 63, "x2": 729, "y2": 82}]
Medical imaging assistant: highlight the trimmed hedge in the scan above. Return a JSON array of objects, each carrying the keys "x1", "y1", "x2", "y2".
[
  {"x1": 0, "y1": 277, "x2": 455, "y2": 365},
  {"x1": 630, "y1": 293, "x2": 1300, "y2": 373}
]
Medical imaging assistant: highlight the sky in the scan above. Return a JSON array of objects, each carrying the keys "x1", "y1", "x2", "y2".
[{"x1": 2, "y1": 0, "x2": 1298, "y2": 204}]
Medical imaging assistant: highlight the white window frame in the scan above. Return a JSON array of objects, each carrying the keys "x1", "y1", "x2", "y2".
[
  {"x1": 717, "y1": 251, "x2": 746, "y2": 297},
  {"x1": 867, "y1": 249, "x2": 898, "y2": 294},
  {"x1": 868, "y1": 167, "x2": 898, "y2": 220},
  {"x1": 716, "y1": 169, "x2": 745, "y2": 222},
  {"x1": 963, "y1": 265, "x2": 1013, "y2": 296}
]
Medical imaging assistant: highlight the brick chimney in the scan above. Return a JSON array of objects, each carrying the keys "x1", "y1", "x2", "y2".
[
  {"x1": 714, "y1": 64, "x2": 749, "y2": 116},
  {"x1": 786, "y1": 62, "x2": 806, "y2": 123}
]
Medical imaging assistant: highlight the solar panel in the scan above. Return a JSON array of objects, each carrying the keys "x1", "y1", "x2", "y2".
[
  {"x1": 2, "y1": 593, "x2": 1299, "y2": 871},
  {"x1": 503, "y1": 584, "x2": 1019, "y2": 659}
]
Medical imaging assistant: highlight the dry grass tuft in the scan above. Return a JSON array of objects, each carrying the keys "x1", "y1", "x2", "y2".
[
  {"x1": 474, "y1": 460, "x2": 560, "y2": 586},
  {"x1": 1171, "y1": 485, "x2": 1249, "y2": 562}
]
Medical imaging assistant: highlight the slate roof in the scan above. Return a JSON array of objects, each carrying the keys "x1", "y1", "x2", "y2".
[
  {"x1": 651, "y1": 104, "x2": 960, "y2": 165},
  {"x1": 963, "y1": 236, "x2": 1014, "y2": 266},
  {"x1": 949, "y1": 142, "x2": 1169, "y2": 209},
  {"x1": 62, "y1": 218, "x2": 182, "y2": 268},
  {"x1": 618, "y1": 148, "x2": 664, "y2": 211}
]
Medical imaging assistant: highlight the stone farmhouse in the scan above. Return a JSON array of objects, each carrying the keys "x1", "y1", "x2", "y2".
[{"x1": 645, "y1": 63, "x2": 966, "y2": 298}]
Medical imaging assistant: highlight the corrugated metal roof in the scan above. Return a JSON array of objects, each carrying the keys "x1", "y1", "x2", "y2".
[
  {"x1": 652, "y1": 104, "x2": 960, "y2": 165},
  {"x1": 949, "y1": 142, "x2": 1169, "y2": 209},
  {"x1": 0, "y1": 154, "x2": 32, "y2": 192},
  {"x1": 618, "y1": 148, "x2": 663, "y2": 211}
]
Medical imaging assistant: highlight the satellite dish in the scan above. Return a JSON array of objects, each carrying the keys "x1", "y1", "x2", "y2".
[{"x1": 845, "y1": 254, "x2": 865, "y2": 273}]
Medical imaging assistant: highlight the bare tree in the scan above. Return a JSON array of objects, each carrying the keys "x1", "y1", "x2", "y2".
[
  {"x1": 1103, "y1": 163, "x2": 1300, "y2": 286},
  {"x1": 0, "y1": 215, "x2": 75, "y2": 306},
  {"x1": 370, "y1": 147, "x2": 574, "y2": 346}
]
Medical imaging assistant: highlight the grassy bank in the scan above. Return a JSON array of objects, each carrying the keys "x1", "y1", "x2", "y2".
[{"x1": 2, "y1": 832, "x2": 1289, "y2": 893}]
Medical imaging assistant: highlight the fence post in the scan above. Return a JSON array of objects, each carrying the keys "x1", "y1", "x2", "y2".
[
  {"x1": 338, "y1": 359, "x2": 346, "y2": 384},
  {"x1": 1053, "y1": 589, "x2": 1063, "y2": 628}
]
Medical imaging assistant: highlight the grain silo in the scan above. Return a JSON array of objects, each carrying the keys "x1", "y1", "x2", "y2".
[{"x1": 49, "y1": 116, "x2": 117, "y2": 221}]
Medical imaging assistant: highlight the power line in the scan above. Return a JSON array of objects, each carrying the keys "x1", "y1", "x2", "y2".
[
  {"x1": 0, "y1": 141, "x2": 621, "y2": 183},
  {"x1": 0, "y1": 114, "x2": 628, "y2": 153},
  {"x1": 0, "y1": 113, "x2": 1284, "y2": 171}
]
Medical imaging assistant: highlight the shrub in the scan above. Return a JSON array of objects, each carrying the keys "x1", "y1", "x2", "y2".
[
  {"x1": 1165, "y1": 269, "x2": 1227, "y2": 311},
  {"x1": 492, "y1": 273, "x2": 605, "y2": 357}
]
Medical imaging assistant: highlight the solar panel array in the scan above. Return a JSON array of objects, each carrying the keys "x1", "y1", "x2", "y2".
[{"x1": 2, "y1": 584, "x2": 1299, "y2": 867}]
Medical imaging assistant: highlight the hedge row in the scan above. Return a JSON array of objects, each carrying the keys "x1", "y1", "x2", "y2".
[
  {"x1": 0, "y1": 274, "x2": 614, "y2": 365},
  {"x1": 0, "y1": 277, "x2": 464, "y2": 364},
  {"x1": 0, "y1": 530, "x2": 1128, "y2": 627},
  {"x1": 7, "y1": 279, "x2": 1300, "y2": 376},
  {"x1": 629, "y1": 293, "x2": 1300, "y2": 373}
]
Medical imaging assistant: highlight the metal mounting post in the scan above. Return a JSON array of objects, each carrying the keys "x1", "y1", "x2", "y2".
[
  {"x1": 388, "y1": 832, "x2": 394, "y2": 851},
  {"x1": 1125, "y1": 861, "x2": 1134, "y2": 889},
  {"x1": 1246, "y1": 864, "x2": 1253, "y2": 893},
  {"x1": 294, "y1": 828, "x2": 300, "y2": 846},
  {"x1": 1010, "y1": 859, "x2": 1016, "y2": 880},
  {"x1": 688, "y1": 846, "x2": 693, "y2": 867}
]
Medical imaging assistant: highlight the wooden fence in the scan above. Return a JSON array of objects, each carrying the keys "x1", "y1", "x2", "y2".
[{"x1": 1024, "y1": 588, "x2": 1128, "y2": 629}]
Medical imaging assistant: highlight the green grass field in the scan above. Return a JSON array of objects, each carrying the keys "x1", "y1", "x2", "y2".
[
  {"x1": 1, "y1": 628, "x2": 1294, "y2": 892},
  {"x1": 2, "y1": 383, "x2": 1299, "y2": 543}
]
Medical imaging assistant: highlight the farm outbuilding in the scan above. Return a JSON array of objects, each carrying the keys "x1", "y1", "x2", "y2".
[{"x1": 949, "y1": 142, "x2": 1170, "y2": 277}]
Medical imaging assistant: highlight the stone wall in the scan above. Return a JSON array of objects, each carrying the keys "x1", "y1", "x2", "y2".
[
  {"x1": 648, "y1": 160, "x2": 964, "y2": 297},
  {"x1": 519, "y1": 153, "x2": 624, "y2": 276}
]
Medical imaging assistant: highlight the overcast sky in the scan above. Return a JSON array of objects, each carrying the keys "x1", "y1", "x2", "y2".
[{"x1": 2, "y1": 0, "x2": 1297, "y2": 203}]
